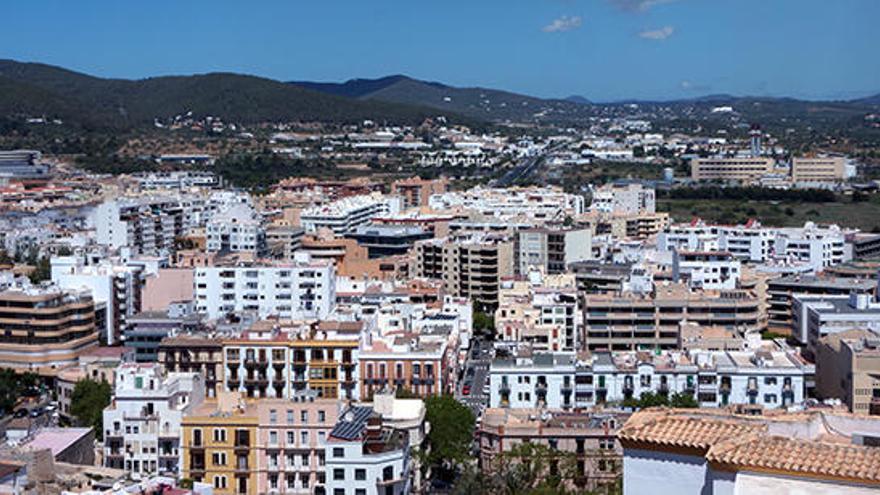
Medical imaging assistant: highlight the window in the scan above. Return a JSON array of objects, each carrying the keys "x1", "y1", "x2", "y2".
[
  {"x1": 287, "y1": 431, "x2": 295, "y2": 444},
  {"x1": 301, "y1": 410, "x2": 309, "y2": 423},
  {"x1": 318, "y1": 410, "x2": 326, "y2": 423},
  {"x1": 318, "y1": 431, "x2": 326, "y2": 444},
  {"x1": 269, "y1": 409, "x2": 278, "y2": 424},
  {"x1": 212, "y1": 452, "x2": 227, "y2": 466},
  {"x1": 356, "y1": 490, "x2": 366, "y2": 495},
  {"x1": 301, "y1": 431, "x2": 309, "y2": 445},
  {"x1": 213, "y1": 475, "x2": 227, "y2": 489},
  {"x1": 269, "y1": 431, "x2": 278, "y2": 445},
  {"x1": 333, "y1": 447, "x2": 345, "y2": 458},
  {"x1": 355, "y1": 468, "x2": 366, "y2": 480},
  {"x1": 287, "y1": 409, "x2": 294, "y2": 424},
  {"x1": 334, "y1": 490, "x2": 345, "y2": 495},
  {"x1": 333, "y1": 468, "x2": 345, "y2": 481},
  {"x1": 213, "y1": 428, "x2": 227, "y2": 443}
]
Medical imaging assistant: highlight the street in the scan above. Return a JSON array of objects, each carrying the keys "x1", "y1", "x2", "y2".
[{"x1": 456, "y1": 337, "x2": 493, "y2": 417}]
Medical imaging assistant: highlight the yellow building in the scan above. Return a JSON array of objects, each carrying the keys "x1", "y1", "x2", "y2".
[
  {"x1": 182, "y1": 392, "x2": 259, "y2": 495},
  {"x1": 791, "y1": 156, "x2": 846, "y2": 183},
  {"x1": 691, "y1": 157, "x2": 775, "y2": 181}
]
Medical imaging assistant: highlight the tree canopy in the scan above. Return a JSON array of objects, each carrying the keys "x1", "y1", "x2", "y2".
[
  {"x1": 424, "y1": 394, "x2": 476, "y2": 481},
  {"x1": 70, "y1": 378, "x2": 112, "y2": 439}
]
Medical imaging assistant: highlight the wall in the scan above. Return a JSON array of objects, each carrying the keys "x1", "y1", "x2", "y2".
[{"x1": 623, "y1": 448, "x2": 710, "y2": 495}]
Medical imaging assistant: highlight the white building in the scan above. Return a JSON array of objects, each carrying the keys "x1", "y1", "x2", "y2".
[
  {"x1": 489, "y1": 347, "x2": 812, "y2": 410},
  {"x1": 206, "y1": 203, "x2": 266, "y2": 256},
  {"x1": 793, "y1": 292, "x2": 880, "y2": 354},
  {"x1": 323, "y1": 406, "x2": 412, "y2": 495},
  {"x1": 517, "y1": 228, "x2": 592, "y2": 275},
  {"x1": 590, "y1": 183, "x2": 655, "y2": 215},
  {"x1": 300, "y1": 194, "x2": 400, "y2": 236},
  {"x1": 92, "y1": 197, "x2": 187, "y2": 255},
  {"x1": 194, "y1": 255, "x2": 335, "y2": 320},
  {"x1": 672, "y1": 250, "x2": 741, "y2": 290},
  {"x1": 103, "y1": 364, "x2": 204, "y2": 476},
  {"x1": 428, "y1": 186, "x2": 585, "y2": 222},
  {"x1": 51, "y1": 256, "x2": 145, "y2": 345}
]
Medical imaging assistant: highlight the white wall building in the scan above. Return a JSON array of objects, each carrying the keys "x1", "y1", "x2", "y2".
[
  {"x1": 92, "y1": 197, "x2": 187, "y2": 255},
  {"x1": 194, "y1": 255, "x2": 335, "y2": 320},
  {"x1": 300, "y1": 193, "x2": 400, "y2": 236},
  {"x1": 206, "y1": 203, "x2": 266, "y2": 256},
  {"x1": 102, "y1": 364, "x2": 204, "y2": 477},
  {"x1": 590, "y1": 183, "x2": 655, "y2": 215},
  {"x1": 793, "y1": 293, "x2": 880, "y2": 353}
]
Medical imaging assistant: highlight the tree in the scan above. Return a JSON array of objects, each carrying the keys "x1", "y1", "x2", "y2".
[
  {"x1": 669, "y1": 392, "x2": 698, "y2": 408},
  {"x1": 0, "y1": 370, "x2": 39, "y2": 414},
  {"x1": 70, "y1": 378, "x2": 112, "y2": 439},
  {"x1": 424, "y1": 395, "x2": 475, "y2": 481},
  {"x1": 473, "y1": 310, "x2": 495, "y2": 337}
]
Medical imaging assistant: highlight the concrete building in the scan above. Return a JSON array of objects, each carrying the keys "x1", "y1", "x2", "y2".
[
  {"x1": 672, "y1": 251, "x2": 741, "y2": 291},
  {"x1": 479, "y1": 408, "x2": 626, "y2": 493},
  {"x1": 495, "y1": 272, "x2": 581, "y2": 352},
  {"x1": 92, "y1": 197, "x2": 187, "y2": 255},
  {"x1": 0, "y1": 287, "x2": 98, "y2": 373},
  {"x1": 194, "y1": 255, "x2": 336, "y2": 321},
  {"x1": 206, "y1": 203, "x2": 267, "y2": 256},
  {"x1": 489, "y1": 346, "x2": 811, "y2": 410},
  {"x1": 690, "y1": 157, "x2": 775, "y2": 181},
  {"x1": 51, "y1": 256, "x2": 145, "y2": 345},
  {"x1": 767, "y1": 275, "x2": 876, "y2": 335},
  {"x1": 390, "y1": 177, "x2": 448, "y2": 209},
  {"x1": 428, "y1": 185, "x2": 585, "y2": 222},
  {"x1": 517, "y1": 228, "x2": 592, "y2": 275},
  {"x1": 620, "y1": 408, "x2": 880, "y2": 495},
  {"x1": 159, "y1": 334, "x2": 223, "y2": 398},
  {"x1": 222, "y1": 319, "x2": 361, "y2": 400},
  {"x1": 411, "y1": 234, "x2": 515, "y2": 311},
  {"x1": 300, "y1": 194, "x2": 399, "y2": 236},
  {"x1": 589, "y1": 183, "x2": 655, "y2": 215},
  {"x1": 323, "y1": 406, "x2": 412, "y2": 495},
  {"x1": 584, "y1": 283, "x2": 762, "y2": 351},
  {"x1": 345, "y1": 225, "x2": 432, "y2": 259},
  {"x1": 103, "y1": 364, "x2": 205, "y2": 476},
  {"x1": 792, "y1": 293, "x2": 880, "y2": 352},
  {"x1": 266, "y1": 226, "x2": 305, "y2": 261},
  {"x1": 124, "y1": 302, "x2": 203, "y2": 362},
  {"x1": 815, "y1": 329, "x2": 880, "y2": 415},
  {"x1": 791, "y1": 156, "x2": 846, "y2": 183},
  {"x1": 0, "y1": 149, "x2": 50, "y2": 178}
]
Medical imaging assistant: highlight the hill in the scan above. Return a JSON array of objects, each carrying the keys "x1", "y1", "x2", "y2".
[
  {"x1": 291, "y1": 75, "x2": 594, "y2": 122},
  {"x1": 0, "y1": 60, "x2": 461, "y2": 129}
]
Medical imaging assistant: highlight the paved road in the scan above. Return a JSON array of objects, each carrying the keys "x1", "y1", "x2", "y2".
[
  {"x1": 456, "y1": 338, "x2": 493, "y2": 417},
  {"x1": 491, "y1": 142, "x2": 565, "y2": 188}
]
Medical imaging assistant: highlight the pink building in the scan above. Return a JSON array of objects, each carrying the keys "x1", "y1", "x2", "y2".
[{"x1": 142, "y1": 268, "x2": 194, "y2": 312}]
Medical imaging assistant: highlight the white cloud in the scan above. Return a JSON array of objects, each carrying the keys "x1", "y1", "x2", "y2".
[
  {"x1": 639, "y1": 25, "x2": 675, "y2": 40},
  {"x1": 609, "y1": 0, "x2": 679, "y2": 13},
  {"x1": 543, "y1": 15, "x2": 583, "y2": 33}
]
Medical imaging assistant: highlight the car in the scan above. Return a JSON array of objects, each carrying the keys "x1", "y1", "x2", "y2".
[
  {"x1": 466, "y1": 367, "x2": 475, "y2": 377},
  {"x1": 29, "y1": 408, "x2": 43, "y2": 418},
  {"x1": 462, "y1": 385, "x2": 471, "y2": 395},
  {"x1": 44, "y1": 404, "x2": 57, "y2": 413},
  {"x1": 13, "y1": 409, "x2": 28, "y2": 419}
]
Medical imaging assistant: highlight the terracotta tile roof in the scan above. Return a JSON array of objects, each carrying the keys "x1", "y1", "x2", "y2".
[
  {"x1": 619, "y1": 414, "x2": 765, "y2": 451},
  {"x1": 708, "y1": 435, "x2": 880, "y2": 483}
]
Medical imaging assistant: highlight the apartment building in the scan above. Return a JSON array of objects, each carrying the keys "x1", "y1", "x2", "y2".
[
  {"x1": 517, "y1": 227, "x2": 592, "y2": 275},
  {"x1": 0, "y1": 287, "x2": 99, "y2": 372},
  {"x1": 791, "y1": 156, "x2": 846, "y2": 183},
  {"x1": 194, "y1": 255, "x2": 336, "y2": 321},
  {"x1": 51, "y1": 256, "x2": 144, "y2": 345},
  {"x1": 103, "y1": 364, "x2": 205, "y2": 476},
  {"x1": 815, "y1": 329, "x2": 880, "y2": 415},
  {"x1": 300, "y1": 193, "x2": 399, "y2": 235},
  {"x1": 390, "y1": 177, "x2": 448, "y2": 209},
  {"x1": 792, "y1": 293, "x2": 880, "y2": 352},
  {"x1": 345, "y1": 225, "x2": 432, "y2": 259},
  {"x1": 410, "y1": 234, "x2": 515, "y2": 310},
  {"x1": 254, "y1": 394, "x2": 343, "y2": 494},
  {"x1": 92, "y1": 197, "x2": 187, "y2": 255},
  {"x1": 584, "y1": 283, "x2": 762, "y2": 351},
  {"x1": 222, "y1": 320, "x2": 360, "y2": 400},
  {"x1": 489, "y1": 347, "x2": 811, "y2": 410},
  {"x1": 134, "y1": 170, "x2": 222, "y2": 191},
  {"x1": 495, "y1": 272, "x2": 581, "y2": 352},
  {"x1": 690, "y1": 156, "x2": 775, "y2": 181},
  {"x1": 323, "y1": 406, "x2": 412, "y2": 495},
  {"x1": 589, "y1": 182, "x2": 655, "y2": 215},
  {"x1": 479, "y1": 408, "x2": 626, "y2": 493},
  {"x1": 767, "y1": 275, "x2": 876, "y2": 335},
  {"x1": 672, "y1": 250, "x2": 741, "y2": 290},
  {"x1": 266, "y1": 226, "x2": 305, "y2": 261},
  {"x1": 181, "y1": 396, "x2": 259, "y2": 495},
  {"x1": 125, "y1": 302, "x2": 203, "y2": 362},
  {"x1": 207, "y1": 203, "x2": 267, "y2": 256},
  {"x1": 159, "y1": 334, "x2": 223, "y2": 398},
  {"x1": 428, "y1": 185, "x2": 585, "y2": 222}
]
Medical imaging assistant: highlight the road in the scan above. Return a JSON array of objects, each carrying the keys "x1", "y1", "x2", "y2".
[
  {"x1": 490, "y1": 141, "x2": 565, "y2": 188},
  {"x1": 456, "y1": 338, "x2": 493, "y2": 417}
]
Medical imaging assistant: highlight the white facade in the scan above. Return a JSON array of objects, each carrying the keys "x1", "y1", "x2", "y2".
[
  {"x1": 489, "y1": 349, "x2": 812, "y2": 410},
  {"x1": 206, "y1": 203, "x2": 266, "y2": 256},
  {"x1": 793, "y1": 293, "x2": 880, "y2": 351},
  {"x1": 672, "y1": 251, "x2": 741, "y2": 290},
  {"x1": 590, "y1": 183, "x2": 655, "y2": 215},
  {"x1": 300, "y1": 194, "x2": 400, "y2": 235},
  {"x1": 194, "y1": 259, "x2": 335, "y2": 320},
  {"x1": 92, "y1": 197, "x2": 187, "y2": 255},
  {"x1": 102, "y1": 364, "x2": 204, "y2": 477}
]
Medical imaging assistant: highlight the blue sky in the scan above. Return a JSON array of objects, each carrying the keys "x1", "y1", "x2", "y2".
[{"x1": 3, "y1": 0, "x2": 878, "y2": 101}]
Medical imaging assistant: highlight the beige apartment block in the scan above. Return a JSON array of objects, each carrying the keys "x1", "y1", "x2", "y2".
[
  {"x1": 791, "y1": 156, "x2": 846, "y2": 182},
  {"x1": 691, "y1": 157, "x2": 775, "y2": 181},
  {"x1": 815, "y1": 329, "x2": 880, "y2": 415}
]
